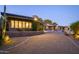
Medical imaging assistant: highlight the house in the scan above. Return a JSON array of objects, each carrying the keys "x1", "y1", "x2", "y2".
[
  {"x1": 1, "y1": 12, "x2": 34, "y2": 31},
  {"x1": 44, "y1": 22, "x2": 58, "y2": 31},
  {"x1": 1, "y1": 12, "x2": 44, "y2": 31},
  {"x1": 58, "y1": 26, "x2": 70, "y2": 31},
  {"x1": 0, "y1": 12, "x2": 44, "y2": 37}
]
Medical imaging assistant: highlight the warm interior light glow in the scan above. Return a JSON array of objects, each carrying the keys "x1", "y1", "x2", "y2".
[
  {"x1": 15, "y1": 20, "x2": 18, "y2": 28},
  {"x1": 26, "y1": 22, "x2": 29, "y2": 28},
  {"x1": 29, "y1": 22, "x2": 32, "y2": 28},
  {"x1": 19, "y1": 21, "x2": 22, "y2": 28},
  {"x1": 23, "y1": 21, "x2": 25, "y2": 28},
  {"x1": 10, "y1": 20, "x2": 32, "y2": 29},
  {"x1": 10, "y1": 20, "x2": 15, "y2": 28}
]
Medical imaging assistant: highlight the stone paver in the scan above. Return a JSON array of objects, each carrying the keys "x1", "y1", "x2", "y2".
[{"x1": 5, "y1": 32, "x2": 79, "y2": 54}]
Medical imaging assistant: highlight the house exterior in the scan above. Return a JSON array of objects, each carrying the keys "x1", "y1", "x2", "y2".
[
  {"x1": 58, "y1": 26, "x2": 70, "y2": 31},
  {"x1": 1, "y1": 12, "x2": 33, "y2": 31},
  {"x1": 0, "y1": 12, "x2": 44, "y2": 37},
  {"x1": 44, "y1": 22, "x2": 57, "y2": 31},
  {"x1": 1, "y1": 12, "x2": 44, "y2": 31},
  {"x1": 32, "y1": 15, "x2": 44, "y2": 31},
  {"x1": 0, "y1": 12, "x2": 70, "y2": 37}
]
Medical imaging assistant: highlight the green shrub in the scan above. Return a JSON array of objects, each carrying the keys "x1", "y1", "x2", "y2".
[{"x1": 70, "y1": 21, "x2": 79, "y2": 34}]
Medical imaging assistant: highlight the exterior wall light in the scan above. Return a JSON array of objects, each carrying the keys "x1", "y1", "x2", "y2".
[{"x1": 34, "y1": 17, "x2": 38, "y2": 21}]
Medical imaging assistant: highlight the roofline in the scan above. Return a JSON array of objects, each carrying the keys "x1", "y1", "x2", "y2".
[{"x1": 1, "y1": 12, "x2": 33, "y2": 20}]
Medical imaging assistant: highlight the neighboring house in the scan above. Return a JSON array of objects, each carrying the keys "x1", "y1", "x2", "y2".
[
  {"x1": 58, "y1": 26, "x2": 70, "y2": 31},
  {"x1": 44, "y1": 23, "x2": 57, "y2": 31}
]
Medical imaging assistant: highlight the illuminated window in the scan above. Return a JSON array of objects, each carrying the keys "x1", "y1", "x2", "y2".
[
  {"x1": 19, "y1": 21, "x2": 22, "y2": 28},
  {"x1": 10, "y1": 20, "x2": 15, "y2": 28},
  {"x1": 23, "y1": 21, "x2": 25, "y2": 28},
  {"x1": 29, "y1": 22, "x2": 32, "y2": 28},
  {"x1": 25, "y1": 22, "x2": 29, "y2": 28},
  {"x1": 15, "y1": 20, "x2": 18, "y2": 28}
]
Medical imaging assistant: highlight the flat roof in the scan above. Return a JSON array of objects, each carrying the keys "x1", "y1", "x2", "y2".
[{"x1": 1, "y1": 12, "x2": 33, "y2": 21}]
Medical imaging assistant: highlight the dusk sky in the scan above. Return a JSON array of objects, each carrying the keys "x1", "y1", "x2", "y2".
[{"x1": 0, "y1": 5, "x2": 79, "y2": 26}]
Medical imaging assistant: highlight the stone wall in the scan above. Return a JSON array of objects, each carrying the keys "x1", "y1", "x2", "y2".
[{"x1": 7, "y1": 31, "x2": 44, "y2": 37}]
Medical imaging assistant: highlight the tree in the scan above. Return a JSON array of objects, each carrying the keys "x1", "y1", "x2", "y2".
[
  {"x1": 70, "y1": 21, "x2": 79, "y2": 40},
  {"x1": 34, "y1": 15, "x2": 43, "y2": 21},
  {"x1": 52, "y1": 22, "x2": 58, "y2": 26},
  {"x1": 44, "y1": 19, "x2": 52, "y2": 24},
  {"x1": 70, "y1": 21, "x2": 79, "y2": 34},
  {"x1": 38, "y1": 18, "x2": 44, "y2": 22},
  {"x1": 32, "y1": 16, "x2": 44, "y2": 31},
  {"x1": 52, "y1": 22, "x2": 58, "y2": 30}
]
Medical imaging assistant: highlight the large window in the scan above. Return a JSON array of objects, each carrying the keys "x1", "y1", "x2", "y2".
[
  {"x1": 10, "y1": 20, "x2": 15, "y2": 28},
  {"x1": 29, "y1": 22, "x2": 32, "y2": 28},
  {"x1": 25, "y1": 22, "x2": 29, "y2": 28},
  {"x1": 15, "y1": 20, "x2": 19, "y2": 28},
  {"x1": 23, "y1": 21, "x2": 25, "y2": 28},
  {"x1": 19, "y1": 21, "x2": 22, "y2": 28},
  {"x1": 10, "y1": 20, "x2": 32, "y2": 29}
]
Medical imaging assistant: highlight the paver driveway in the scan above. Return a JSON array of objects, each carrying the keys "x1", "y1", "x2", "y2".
[{"x1": 7, "y1": 32, "x2": 79, "y2": 54}]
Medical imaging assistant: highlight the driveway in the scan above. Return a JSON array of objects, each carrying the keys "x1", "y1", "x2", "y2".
[{"x1": 2, "y1": 32, "x2": 79, "y2": 54}]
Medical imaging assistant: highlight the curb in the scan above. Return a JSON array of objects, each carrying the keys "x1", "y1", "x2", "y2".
[
  {"x1": 66, "y1": 35, "x2": 79, "y2": 49},
  {"x1": 0, "y1": 37, "x2": 31, "y2": 53},
  {"x1": 6, "y1": 37, "x2": 31, "y2": 50}
]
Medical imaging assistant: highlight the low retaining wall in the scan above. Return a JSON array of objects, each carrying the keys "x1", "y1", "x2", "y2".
[{"x1": 7, "y1": 31, "x2": 44, "y2": 37}]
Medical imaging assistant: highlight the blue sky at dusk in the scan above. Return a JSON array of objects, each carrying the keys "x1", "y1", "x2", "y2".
[{"x1": 0, "y1": 5, "x2": 79, "y2": 26}]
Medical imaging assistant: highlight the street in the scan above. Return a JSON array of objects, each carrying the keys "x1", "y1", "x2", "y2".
[{"x1": 5, "y1": 31, "x2": 79, "y2": 54}]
